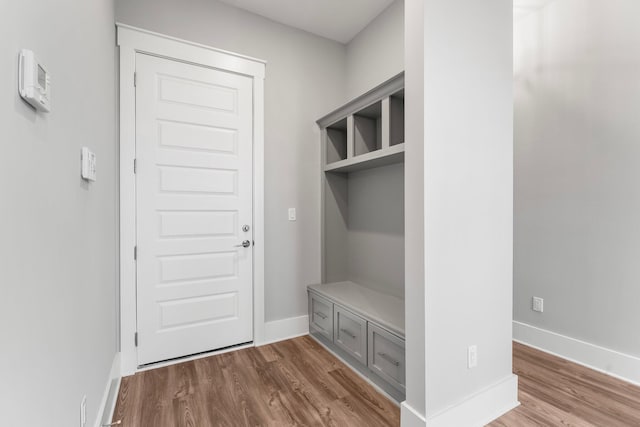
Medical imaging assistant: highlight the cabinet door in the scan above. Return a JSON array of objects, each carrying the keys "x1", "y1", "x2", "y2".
[
  {"x1": 333, "y1": 305, "x2": 367, "y2": 365},
  {"x1": 308, "y1": 292, "x2": 333, "y2": 341},
  {"x1": 368, "y1": 323, "x2": 405, "y2": 392}
]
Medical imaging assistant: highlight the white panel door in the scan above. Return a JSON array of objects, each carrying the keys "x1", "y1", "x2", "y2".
[{"x1": 135, "y1": 53, "x2": 254, "y2": 365}]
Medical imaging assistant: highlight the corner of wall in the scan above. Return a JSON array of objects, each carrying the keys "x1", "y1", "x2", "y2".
[{"x1": 424, "y1": 375, "x2": 519, "y2": 427}]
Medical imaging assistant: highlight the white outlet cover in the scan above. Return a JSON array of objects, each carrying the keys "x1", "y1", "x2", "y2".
[
  {"x1": 532, "y1": 296, "x2": 544, "y2": 313},
  {"x1": 81, "y1": 147, "x2": 97, "y2": 182}
]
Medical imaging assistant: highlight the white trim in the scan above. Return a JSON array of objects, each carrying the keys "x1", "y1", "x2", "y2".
[
  {"x1": 424, "y1": 375, "x2": 519, "y2": 427},
  {"x1": 117, "y1": 24, "x2": 266, "y2": 376},
  {"x1": 252, "y1": 76, "x2": 266, "y2": 346},
  {"x1": 260, "y1": 315, "x2": 309, "y2": 346},
  {"x1": 401, "y1": 401, "x2": 427, "y2": 427},
  {"x1": 513, "y1": 321, "x2": 640, "y2": 386},
  {"x1": 116, "y1": 23, "x2": 266, "y2": 73},
  {"x1": 94, "y1": 353, "x2": 121, "y2": 427}
]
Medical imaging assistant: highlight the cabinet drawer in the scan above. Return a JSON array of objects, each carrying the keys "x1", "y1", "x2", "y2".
[
  {"x1": 368, "y1": 323, "x2": 405, "y2": 392},
  {"x1": 309, "y1": 292, "x2": 333, "y2": 341},
  {"x1": 333, "y1": 305, "x2": 367, "y2": 365}
]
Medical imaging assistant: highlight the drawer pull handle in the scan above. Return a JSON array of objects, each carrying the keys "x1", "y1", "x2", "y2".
[
  {"x1": 378, "y1": 352, "x2": 400, "y2": 367},
  {"x1": 340, "y1": 328, "x2": 357, "y2": 339},
  {"x1": 314, "y1": 311, "x2": 327, "y2": 320}
]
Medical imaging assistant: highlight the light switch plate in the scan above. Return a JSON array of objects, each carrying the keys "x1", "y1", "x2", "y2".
[
  {"x1": 288, "y1": 208, "x2": 296, "y2": 221},
  {"x1": 81, "y1": 147, "x2": 96, "y2": 181}
]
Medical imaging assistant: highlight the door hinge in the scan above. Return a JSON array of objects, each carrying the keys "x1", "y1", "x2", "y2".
[
  {"x1": 134, "y1": 332, "x2": 138, "y2": 347},
  {"x1": 133, "y1": 158, "x2": 137, "y2": 174},
  {"x1": 134, "y1": 245, "x2": 137, "y2": 260},
  {"x1": 134, "y1": 72, "x2": 137, "y2": 87}
]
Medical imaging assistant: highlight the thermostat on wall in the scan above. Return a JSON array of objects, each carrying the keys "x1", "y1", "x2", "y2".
[{"x1": 18, "y1": 49, "x2": 51, "y2": 112}]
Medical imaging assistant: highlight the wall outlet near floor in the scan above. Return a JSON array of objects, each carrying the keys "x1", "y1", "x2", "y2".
[
  {"x1": 468, "y1": 345, "x2": 478, "y2": 369},
  {"x1": 288, "y1": 207, "x2": 296, "y2": 221},
  {"x1": 532, "y1": 296, "x2": 544, "y2": 313},
  {"x1": 81, "y1": 147, "x2": 97, "y2": 181},
  {"x1": 80, "y1": 395, "x2": 87, "y2": 427}
]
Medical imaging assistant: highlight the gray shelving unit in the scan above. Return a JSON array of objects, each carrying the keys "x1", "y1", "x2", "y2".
[{"x1": 309, "y1": 72, "x2": 406, "y2": 402}]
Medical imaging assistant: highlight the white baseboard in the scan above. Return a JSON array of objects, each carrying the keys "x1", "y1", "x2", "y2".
[
  {"x1": 424, "y1": 375, "x2": 519, "y2": 427},
  {"x1": 94, "y1": 352, "x2": 122, "y2": 427},
  {"x1": 260, "y1": 314, "x2": 309, "y2": 346},
  {"x1": 401, "y1": 401, "x2": 427, "y2": 427},
  {"x1": 513, "y1": 321, "x2": 640, "y2": 387}
]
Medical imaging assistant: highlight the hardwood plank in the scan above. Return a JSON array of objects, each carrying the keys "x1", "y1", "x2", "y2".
[
  {"x1": 114, "y1": 336, "x2": 399, "y2": 426},
  {"x1": 114, "y1": 338, "x2": 640, "y2": 427},
  {"x1": 490, "y1": 342, "x2": 640, "y2": 426}
]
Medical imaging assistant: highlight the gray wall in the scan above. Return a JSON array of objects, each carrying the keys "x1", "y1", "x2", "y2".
[
  {"x1": 115, "y1": 0, "x2": 347, "y2": 322},
  {"x1": 0, "y1": 0, "x2": 118, "y2": 425},
  {"x1": 422, "y1": 0, "x2": 513, "y2": 417},
  {"x1": 404, "y1": 0, "x2": 426, "y2": 417},
  {"x1": 348, "y1": 164, "x2": 405, "y2": 298},
  {"x1": 514, "y1": 0, "x2": 640, "y2": 356},
  {"x1": 346, "y1": 0, "x2": 405, "y2": 100},
  {"x1": 340, "y1": 0, "x2": 406, "y2": 300}
]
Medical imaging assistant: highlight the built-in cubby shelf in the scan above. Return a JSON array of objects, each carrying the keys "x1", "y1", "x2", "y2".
[
  {"x1": 311, "y1": 72, "x2": 406, "y2": 402},
  {"x1": 318, "y1": 73, "x2": 405, "y2": 174}
]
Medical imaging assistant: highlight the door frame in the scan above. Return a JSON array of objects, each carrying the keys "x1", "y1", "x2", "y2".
[{"x1": 117, "y1": 23, "x2": 266, "y2": 376}]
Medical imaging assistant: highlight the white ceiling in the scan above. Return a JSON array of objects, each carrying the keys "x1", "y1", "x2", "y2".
[
  {"x1": 216, "y1": 1, "x2": 554, "y2": 44},
  {"x1": 513, "y1": 0, "x2": 556, "y2": 21},
  {"x1": 217, "y1": 0, "x2": 395, "y2": 44}
]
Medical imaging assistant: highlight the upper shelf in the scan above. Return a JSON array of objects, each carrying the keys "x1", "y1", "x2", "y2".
[
  {"x1": 318, "y1": 73, "x2": 405, "y2": 174},
  {"x1": 324, "y1": 143, "x2": 404, "y2": 173},
  {"x1": 317, "y1": 72, "x2": 404, "y2": 129}
]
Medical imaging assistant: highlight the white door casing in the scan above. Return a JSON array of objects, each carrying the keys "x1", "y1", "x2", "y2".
[
  {"x1": 118, "y1": 24, "x2": 265, "y2": 375},
  {"x1": 135, "y1": 54, "x2": 254, "y2": 365}
]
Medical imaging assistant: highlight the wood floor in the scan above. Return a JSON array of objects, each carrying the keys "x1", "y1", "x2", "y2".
[
  {"x1": 114, "y1": 338, "x2": 640, "y2": 426},
  {"x1": 490, "y1": 342, "x2": 640, "y2": 426},
  {"x1": 113, "y1": 335, "x2": 400, "y2": 426}
]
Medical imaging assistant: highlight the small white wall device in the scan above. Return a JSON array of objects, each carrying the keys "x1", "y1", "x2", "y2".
[
  {"x1": 81, "y1": 147, "x2": 97, "y2": 182},
  {"x1": 18, "y1": 49, "x2": 51, "y2": 112}
]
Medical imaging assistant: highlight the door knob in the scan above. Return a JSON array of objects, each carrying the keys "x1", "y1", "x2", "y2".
[{"x1": 235, "y1": 240, "x2": 251, "y2": 248}]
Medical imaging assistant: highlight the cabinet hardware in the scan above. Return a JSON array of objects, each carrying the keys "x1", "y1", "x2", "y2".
[
  {"x1": 314, "y1": 311, "x2": 327, "y2": 320},
  {"x1": 340, "y1": 328, "x2": 357, "y2": 339},
  {"x1": 378, "y1": 352, "x2": 400, "y2": 366}
]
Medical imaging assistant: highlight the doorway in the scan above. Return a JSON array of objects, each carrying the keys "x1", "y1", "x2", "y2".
[{"x1": 118, "y1": 25, "x2": 266, "y2": 374}]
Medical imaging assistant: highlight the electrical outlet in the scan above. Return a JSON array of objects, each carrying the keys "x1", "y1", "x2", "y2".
[
  {"x1": 81, "y1": 147, "x2": 97, "y2": 181},
  {"x1": 288, "y1": 208, "x2": 296, "y2": 221},
  {"x1": 468, "y1": 345, "x2": 478, "y2": 369},
  {"x1": 80, "y1": 395, "x2": 87, "y2": 427},
  {"x1": 532, "y1": 296, "x2": 544, "y2": 313}
]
